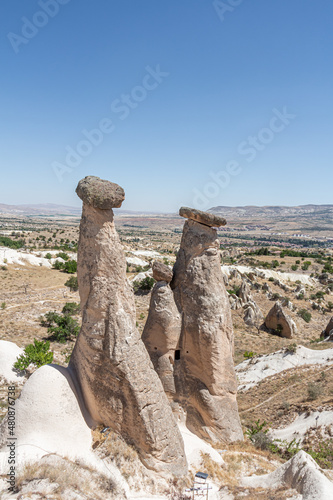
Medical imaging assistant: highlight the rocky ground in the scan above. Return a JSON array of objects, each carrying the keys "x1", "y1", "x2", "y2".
[{"x1": 0, "y1": 222, "x2": 332, "y2": 499}]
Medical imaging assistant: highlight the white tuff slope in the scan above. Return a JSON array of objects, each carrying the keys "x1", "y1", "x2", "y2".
[
  {"x1": 221, "y1": 264, "x2": 315, "y2": 285},
  {"x1": 0, "y1": 340, "x2": 25, "y2": 383},
  {"x1": 0, "y1": 364, "x2": 128, "y2": 496},
  {"x1": 0, "y1": 248, "x2": 76, "y2": 268}
]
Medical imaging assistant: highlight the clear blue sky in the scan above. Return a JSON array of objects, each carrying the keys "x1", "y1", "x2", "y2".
[{"x1": 1, "y1": 0, "x2": 332, "y2": 212}]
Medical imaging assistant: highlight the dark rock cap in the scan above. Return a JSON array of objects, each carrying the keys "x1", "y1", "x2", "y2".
[
  {"x1": 179, "y1": 206, "x2": 227, "y2": 227},
  {"x1": 76, "y1": 176, "x2": 125, "y2": 209},
  {"x1": 152, "y1": 260, "x2": 173, "y2": 283}
]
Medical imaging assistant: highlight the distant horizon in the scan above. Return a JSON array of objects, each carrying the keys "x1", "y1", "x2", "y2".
[{"x1": 1, "y1": 200, "x2": 333, "y2": 215}]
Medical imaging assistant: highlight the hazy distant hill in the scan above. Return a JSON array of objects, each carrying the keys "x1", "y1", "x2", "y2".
[
  {"x1": 209, "y1": 204, "x2": 333, "y2": 219},
  {"x1": 0, "y1": 203, "x2": 82, "y2": 216},
  {"x1": 0, "y1": 203, "x2": 164, "y2": 217}
]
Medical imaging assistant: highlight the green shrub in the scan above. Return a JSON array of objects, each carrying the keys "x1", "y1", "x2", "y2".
[
  {"x1": 44, "y1": 253, "x2": 52, "y2": 260},
  {"x1": 243, "y1": 351, "x2": 257, "y2": 359},
  {"x1": 14, "y1": 339, "x2": 53, "y2": 371},
  {"x1": 40, "y1": 310, "x2": 80, "y2": 343},
  {"x1": 56, "y1": 252, "x2": 70, "y2": 261},
  {"x1": 245, "y1": 419, "x2": 269, "y2": 440},
  {"x1": 133, "y1": 276, "x2": 155, "y2": 292},
  {"x1": 52, "y1": 260, "x2": 64, "y2": 270},
  {"x1": 62, "y1": 302, "x2": 80, "y2": 315},
  {"x1": 302, "y1": 261, "x2": 311, "y2": 271},
  {"x1": 63, "y1": 260, "x2": 77, "y2": 274},
  {"x1": 40, "y1": 311, "x2": 61, "y2": 327},
  {"x1": 47, "y1": 314, "x2": 79, "y2": 343},
  {"x1": 291, "y1": 264, "x2": 298, "y2": 271},
  {"x1": 52, "y1": 259, "x2": 76, "y2": 273},
  {"x1": 65, "y1": 276, "x2": 78, "y2": 292},
  {"x1": 306, "y1": 439, "x2": 333, "y2": 468},
  {"x1": 0, "y1": 235, "x2": 25, "y2": 249},
  {"x1": 298, "y1": 309, "x2": 312, "y2": 323},
  {"x1": 1, "y1": 302, "x2": 6, "y2": 310}
]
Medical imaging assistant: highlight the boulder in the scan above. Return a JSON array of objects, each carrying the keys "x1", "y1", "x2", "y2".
[
  {"x1": 152, "y1": 260, "x2": 173, "y2": 283},
  {"x1": 70, "y1": 178, "x2": 187, "y2": 475},
  {"x1": 265, "y1": 302, "x2": 297, "y2": 339},
  {"x1": 76, "y1": 175, "x2": 125, "y2": 209},
  {"x1": 179, "y1": 206, "x2": 226, "y2": 228}
]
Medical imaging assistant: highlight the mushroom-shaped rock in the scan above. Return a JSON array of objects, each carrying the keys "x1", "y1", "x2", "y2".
[
  {"x1": 152, "y1": 260, "x2": 173, "y2": 283},
  {"x1": 70, "y1": 177, "x2": 187, "y2": 475},
  {"x1": 265, "y1": 301, "x2": 297, "y2": 339},
  {"x1": 179, "y1": 207, "x2": 226, "y2": 227},
  {"x1": 76, "y1": 175, "x2": 125, "y2": 209}
]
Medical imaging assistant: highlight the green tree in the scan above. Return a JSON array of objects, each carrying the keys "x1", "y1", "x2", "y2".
[
  {"x1": 14, "y1": 339, "x2": 53, "y2": 371},
  {"x1": 65, "y1": 276, "x2": 78, "y2": 291}
]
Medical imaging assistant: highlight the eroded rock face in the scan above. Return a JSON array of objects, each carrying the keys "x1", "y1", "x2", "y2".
[
  {"x1": 144, "y1": 215, "x2": 243, "y2": 443},
  {"x1": 70, "y1": 177, "x2": 187, "y2": 475},
  {"x1": 265, "y1": 302, "x2": 297, "y2": 339}
]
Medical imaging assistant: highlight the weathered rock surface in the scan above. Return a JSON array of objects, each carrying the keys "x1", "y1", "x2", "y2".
[
  {"x1": 229, "y1": 294, "x2": 243, "y2": 310},
  {"x1": 323, "y1": 316, "x2": 333, "y2": 340},
  {"x1": 142, "y1": 281, "x2": 181, "y2": 397},
  {"x1": 179, "y1": 206, "x2": 226, "y2": 227},
  {"x1": 265, "y1": 302, "x2": 297, "y2": 339},
  {"x1": 70, "y1": 178, "x2": 187, "y2": 475},
  {"x1": 243, "y1": 300, "x2": 263, "y2": 327},
  {"x1": 76, "y1": 175, "x2": 125, "y2": 209},
  {"x1": 238, "y1": 280, "x2": 252, "y2": 304},
  {"x1": 152, "y1": 260, "x2": 173, "y2": 283},
  {"x1": 144, "y1": 217, "x2": 242, "y2": 443}
]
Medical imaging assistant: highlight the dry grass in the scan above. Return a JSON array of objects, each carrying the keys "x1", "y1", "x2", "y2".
[
  {"x1": 14, "y1": 454, "x2": 118, "y2": 499},
  {"x1": 238, "y1": 364, "x2": 333, "y2": 430}
]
